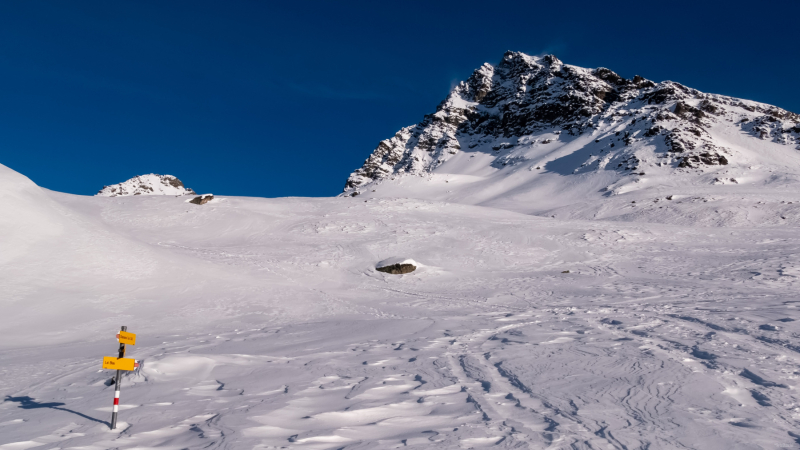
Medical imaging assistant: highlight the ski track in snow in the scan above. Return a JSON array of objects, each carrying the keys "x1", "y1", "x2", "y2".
[{"x1": 2, "y1": 171, "x2": 800, "y2": 448}]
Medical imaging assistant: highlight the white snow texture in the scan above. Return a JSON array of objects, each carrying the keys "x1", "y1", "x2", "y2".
[{"x1": 2, "y1": 52, "x2": 800, "y2": 449}]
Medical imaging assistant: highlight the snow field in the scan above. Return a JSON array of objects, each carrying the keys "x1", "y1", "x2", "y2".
[{"x1": 1, "y1": 164, "x2": 800, "y2": 448}]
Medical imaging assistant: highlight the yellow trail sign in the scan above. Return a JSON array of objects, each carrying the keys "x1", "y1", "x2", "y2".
[
  {"x1": 116, "y1": 331, "x2": 136, "y2": 345},
  {"x1": 102, "y1": 357, "x2": 138, "y2": 371}
]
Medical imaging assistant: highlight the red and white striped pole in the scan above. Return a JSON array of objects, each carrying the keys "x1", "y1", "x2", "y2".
[{"x1": 110, "y1": 325, "x2": 126, "y2": 430}]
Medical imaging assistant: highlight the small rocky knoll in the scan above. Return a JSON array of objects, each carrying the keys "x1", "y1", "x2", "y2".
[{"x1": 97, "y1": 174, "x2": 196, "y2": 197}]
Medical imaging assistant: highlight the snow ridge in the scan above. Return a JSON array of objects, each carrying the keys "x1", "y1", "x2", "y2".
[{"x1": 96, "y1": 174, "x2": 195, "y2": 197}]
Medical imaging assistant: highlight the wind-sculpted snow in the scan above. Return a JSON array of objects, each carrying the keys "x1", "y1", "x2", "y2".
[
  {"x1": 2, "y1": 162, "x2": 800, "y2": 448},
  {"x1": 344, "y1": 52, "x2": 800, "y2": 228}
]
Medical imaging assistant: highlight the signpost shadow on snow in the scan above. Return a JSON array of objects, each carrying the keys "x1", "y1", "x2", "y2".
[{"x1": 4, "y1": 396, "x2": 109, "y2": 426}]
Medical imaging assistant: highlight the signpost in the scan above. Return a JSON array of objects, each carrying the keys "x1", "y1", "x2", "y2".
[
  {"x1": 103, "y1": 326, "x2": 138, "y2": 430},
  {"x1": 116, "y1": 330, "x2": 136, "y2": 345},
  {"x1": 102, "y1": 356, "x2": 139, "y2": 371}
]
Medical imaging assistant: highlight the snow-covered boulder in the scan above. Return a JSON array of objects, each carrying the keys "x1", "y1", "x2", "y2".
[
  {"x1": 97, "y1": 174, "x2": 195, "y2": 197},
  {"x1": 189, "y1": 194, "x2": 214, "y2": 205},
  {"x1": 376, "y1": 257, "x2": 418, "y2": 274}
]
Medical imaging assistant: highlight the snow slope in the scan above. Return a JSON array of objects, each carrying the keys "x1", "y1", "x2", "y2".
[
  {"x1": 96, "y1": 174, "x2": 195, "y2": 197},
  {"x1": 2, "y1": 162, "x2": 800, "y2": 449},
  {"x1": 344, "y1": 52, "x2": 800, "y2": 228}
]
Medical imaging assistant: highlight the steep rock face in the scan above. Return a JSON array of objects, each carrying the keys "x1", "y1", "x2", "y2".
[
  {"x1": 97, "y1": 174, "x2": 196, "y2": 197},
  {"x1": 343, "y1": 52, "x2": 800, "y2": 202}
]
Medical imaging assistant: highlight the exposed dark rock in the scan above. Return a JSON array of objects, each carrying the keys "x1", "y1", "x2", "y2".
[
  {"x1": 594, "y1": 67, "x2": 623, "y2": 85},
  {"x1": 376, "y1": 263, "x2": 416, "y2": 275},
  {"x1": 674, "y1": 102, "x2": 705, "y2": 120},
  {"x1": 678, "y1": 152, "x2": 729, "y2": 168},
  {"x1": 190, "y1": 194, "x2": 214, "y2": 205},
  {"x1": 664, "y1": 132, "x2": 688, "y2": 153},
  {"x1": 642, "y1": 84, "x2": 686, "y2": 104},
  {"x1": 644, "y1": 125, "x2": 663, "y2": 137},
  {"x1": 632, "y1": 75, "x2": 656, "y2": 88},
  {"x1": 168, "y1": 177, "x2": 185, "y2": 189},
  {"x1": 699, "y1": 99, "x2": 720, "y2": 114}
]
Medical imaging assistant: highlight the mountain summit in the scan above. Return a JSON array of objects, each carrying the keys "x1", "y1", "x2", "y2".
[
  {"x1": 97, "y1": 174, "x2": 195, "y2": 197},
  {"x1": 343, "y1": 51, "x2": 800, "y2": 226}
]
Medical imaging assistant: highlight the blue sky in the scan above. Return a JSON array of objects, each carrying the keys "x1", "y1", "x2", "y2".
[{"x1": 1, "y1": 0, "x2": 798, "y2": 197}]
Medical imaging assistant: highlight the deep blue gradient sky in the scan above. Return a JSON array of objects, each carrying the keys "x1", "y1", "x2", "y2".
[{"x1": 1, "y1": 0, "x2": 798, "y2": 197}]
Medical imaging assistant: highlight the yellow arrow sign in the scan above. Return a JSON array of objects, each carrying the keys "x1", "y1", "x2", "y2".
[
  {"x1": 116, "y1": 330, "x2": 136, "y2": 345},
  {"x1": 102, "y1": 357, "x2": 138, "y2": 371}
]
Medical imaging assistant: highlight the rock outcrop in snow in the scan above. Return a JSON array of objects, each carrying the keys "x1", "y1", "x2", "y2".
[
  {"x1": 376, "y1": 263, "x2": 416, "y2": 274},
  {"x1": 189, "y1": 194, "x2": 214, "y2": 205},
  {"x1": 342, "y1": 51, "x2": 800, "y2": 227},
  {"x1": 376, "y1": 257, "x2": 418, "y2": 274},
  {"x1": 97, "y1": 174, "x2": 195, "y2": 197}
]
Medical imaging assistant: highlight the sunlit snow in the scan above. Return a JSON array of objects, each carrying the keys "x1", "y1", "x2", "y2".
[{"x1": 2, "y1": 159, "x2": 800, "y2": 449}]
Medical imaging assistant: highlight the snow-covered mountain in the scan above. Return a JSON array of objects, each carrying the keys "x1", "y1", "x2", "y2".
[
  {"x1": 96, "y1": 174, "x2": 195, "y2": 197},
  {"x1": 344, "y1": 51, "x2": 800, "y2": 226}
]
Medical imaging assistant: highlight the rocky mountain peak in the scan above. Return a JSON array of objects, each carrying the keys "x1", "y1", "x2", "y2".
[
  {"x1": 97, "y1": 174, "x2": 196, "y2": 197},
  {"x1": 344, "y1": 51, "x2": 800, "y2": 201}
]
